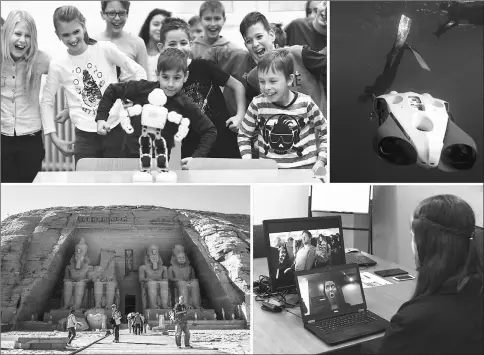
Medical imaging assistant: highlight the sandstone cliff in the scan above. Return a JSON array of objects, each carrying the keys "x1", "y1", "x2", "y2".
[{"x1": 1, "y1": 206, "x2": 250, "y2": 327}]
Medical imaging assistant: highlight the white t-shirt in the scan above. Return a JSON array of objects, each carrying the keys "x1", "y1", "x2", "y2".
[
  {"x1": 40, "y1": 41, "x2": 146, "y2": 134},
  {"x1": 147, "y1": 53, "x2": 160, "y2": 82}
]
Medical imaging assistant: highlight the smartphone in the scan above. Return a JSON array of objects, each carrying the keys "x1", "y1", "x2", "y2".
[
  {"x1": 392, "y1": 274, "x2": 416, "y2": 282},
  {"x1": 374, "y1": 268, "x2": 408, "y2": 277}
]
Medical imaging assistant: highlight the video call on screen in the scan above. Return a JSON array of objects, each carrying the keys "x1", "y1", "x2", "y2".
[{"x1": 297, "y1": 268, "x2": 364, "y2": 317}]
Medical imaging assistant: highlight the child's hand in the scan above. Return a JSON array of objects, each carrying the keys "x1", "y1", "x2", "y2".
[
  {"x1": 97, "y1": 120, "x2": 111, "y2": 135},
  {"x1": 226, "y1": 114, "x2": 244, "y2": 133},
  {"x1": 51, "y1": 134, "x2": 75, "y2": 157},
  {"x1": 180, "y1": 157, "x2": 193, "y2": 170},
  {"x1": 55, "y1": 108, "x2": 70, "y2": 124},
  {"x1": 312, "y1": 160, "x2": 326, "y2": 176}
]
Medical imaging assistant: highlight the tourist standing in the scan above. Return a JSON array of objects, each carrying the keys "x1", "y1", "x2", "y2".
[
  {"x1": 110, "y1": 304, "x2": 122, "y2": 343},
  {"x1": 173, "y1": 295, "x2": 192, "y2": 349}
]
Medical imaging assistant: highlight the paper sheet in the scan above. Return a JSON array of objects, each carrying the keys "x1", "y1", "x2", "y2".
[{"x1": 360, "y1": 272, "x2": 393, "y2": 288}]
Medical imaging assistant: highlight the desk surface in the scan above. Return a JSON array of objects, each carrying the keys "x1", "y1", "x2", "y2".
[
  {"x1": 33, "y1": 169, "x2": 324, "y2": 184},
  {"x1": 253, "y1": 254, "x2": 416, "y2": 354}
]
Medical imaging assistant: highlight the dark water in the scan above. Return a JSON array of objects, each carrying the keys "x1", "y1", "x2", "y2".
[{"x1": 330, "y1": 1, "x2": 483, "y2": 182}]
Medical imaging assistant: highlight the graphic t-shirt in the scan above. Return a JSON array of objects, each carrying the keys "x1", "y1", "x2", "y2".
[
  {"x1": 238, "y1": 92, "x2": 327, "y2": 168},
  {"x1": 202, "y1": 47, "x2": 257, "y2": 117},
  {"x1": 40, "y1": 41, "x2": 146, "y2": 134},
  {"x1": 181, "y1": 59, "x2": 240, "y2": 158}
]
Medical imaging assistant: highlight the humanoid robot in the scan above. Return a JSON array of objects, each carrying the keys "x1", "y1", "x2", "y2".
[{"x1": 120, "y1": 89, "x2": 190, "y2": 182}]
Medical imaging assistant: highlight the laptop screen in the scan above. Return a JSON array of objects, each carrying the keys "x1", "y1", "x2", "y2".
[
  {"x1": 264, "y1": 216, "x2": 346, "y2": 292},
  {"x1": 296, "y1": 265, "x2": 366, "y2": 322}
]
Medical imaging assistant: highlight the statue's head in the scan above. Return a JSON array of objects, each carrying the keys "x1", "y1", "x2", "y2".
[
  {"x1": 145, "y1": 244, "x2": 162, "y2": 269},
  {"x1": 171, "y1": 244, "x2": 190, "y2": 267},
  {"x1": 73, "y1": 238, "x2": 89, "y2": 269}
]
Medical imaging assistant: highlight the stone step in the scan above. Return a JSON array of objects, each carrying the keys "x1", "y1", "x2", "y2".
[
  {"x1": 16, "y1": 321, "x2": 56, "y2": 331},
  {"x1": 148, "y1": 320, "x2": 247, "y2": 331}
]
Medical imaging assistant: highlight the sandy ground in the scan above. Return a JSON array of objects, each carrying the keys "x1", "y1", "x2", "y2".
[{"x1": 1, "y1": 329, "x2": 251, "y2": 354}]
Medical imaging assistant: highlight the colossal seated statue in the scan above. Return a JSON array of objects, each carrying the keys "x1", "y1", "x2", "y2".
[
  {"x1": 168, "y1": 245, "x2": 201, "y2": 308},
  {"x1": 88, "y1": 249, "x2": 118, "y2": 309},
  {"x1": 139, "y1": 244, "x2": 169, "y2": 309},
  {"x1": 63, "y1": 238, "x2": 93, "y2": 310}
]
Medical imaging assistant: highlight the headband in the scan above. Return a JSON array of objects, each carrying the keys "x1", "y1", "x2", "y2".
[{"x1": 418, "y1": 216, "x2": 474, "y2": 239}]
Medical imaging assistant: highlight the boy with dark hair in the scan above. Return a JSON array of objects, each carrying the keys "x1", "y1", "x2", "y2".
[
  {"x1": 238, "y1": 49, "x2": 327, "y2": 171},
  {"x1": 240, "y1": 11, "x2": 327, "y2": 116},
  {"x1": 95, "y1": 48, "x2": 217, "y2": 169},
  {"x1": 157, "y1": 17, "x2": 246, "y2": 158}
]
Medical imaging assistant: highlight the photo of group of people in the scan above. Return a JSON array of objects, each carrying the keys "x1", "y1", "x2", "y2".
[
  {"x1": 268, "y1": 228, "x2": 345, "y2": 289},
  {"x1": 296, "y1": 267, "x2": 364, "y2": 317}
]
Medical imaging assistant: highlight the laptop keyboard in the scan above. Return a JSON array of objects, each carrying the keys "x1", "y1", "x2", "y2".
[
  {"x1": 314, "y1": 311, "x2": 378, "y2": 334},
  {"x1": 345, "y1": 253, "x2": 376, "y2": 266}
]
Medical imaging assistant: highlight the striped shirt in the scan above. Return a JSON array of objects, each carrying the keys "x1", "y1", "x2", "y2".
[{"x1": 238, "y1": 92, "x2": 327, "y2": 168}]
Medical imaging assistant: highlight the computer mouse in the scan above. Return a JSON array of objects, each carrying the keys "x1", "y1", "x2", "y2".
[{"x1": 345, "y1": 248, "x2": 359, "y2": 253}]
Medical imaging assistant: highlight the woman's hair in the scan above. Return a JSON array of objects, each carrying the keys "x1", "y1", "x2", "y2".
[
  {"x1": 270, "y1": 23, "x2": 286, "y2": 48},
  {"x1": 1, "y1": 10, "x2": 39, "y2": 100},
  {"x1": 101, "y1": 1, "x2": 130, "y2": 12},
  {"x1": 411, "y1": 194, "x2": 482, "y2": 300},
  {"x1": 138, "y1": 8, "x2": 172, "y2": 46},
  {"x1": 53, "y1": 6, "x2": 97, "y2": 46}
]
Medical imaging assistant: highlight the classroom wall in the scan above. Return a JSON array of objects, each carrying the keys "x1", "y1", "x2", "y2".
[
  {"x1": 0, "y1": 1, "x2": 306, "y2": 58},
  {"x1": 253, "y1": 185, "x2": 366, "y2": 250},
  {"x1": 372, "y1": 185, "x2": 484, "y2": 270}
]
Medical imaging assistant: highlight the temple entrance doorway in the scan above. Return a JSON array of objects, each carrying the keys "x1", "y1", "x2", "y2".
[{"x1": 125, "y1": 295, "x2": 136, "y2": 317}]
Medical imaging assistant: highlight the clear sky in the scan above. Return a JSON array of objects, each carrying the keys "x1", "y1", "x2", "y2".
[{"x1": 1, "y1": 185, "x2": 250, "y2": 221}]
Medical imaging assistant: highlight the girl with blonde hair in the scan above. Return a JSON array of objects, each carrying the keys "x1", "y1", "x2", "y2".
[{"x1": 1, "y1": 10, "x2": 51, "y2": 182}]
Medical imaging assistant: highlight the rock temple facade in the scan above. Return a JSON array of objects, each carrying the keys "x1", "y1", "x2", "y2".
[{"x1": 1, "y1": 206, "x2": 250, "y2": 331}]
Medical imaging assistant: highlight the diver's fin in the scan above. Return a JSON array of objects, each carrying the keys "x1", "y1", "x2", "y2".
[{"x1": 406, "y1": 44, "x2": 431, "y2": 71}]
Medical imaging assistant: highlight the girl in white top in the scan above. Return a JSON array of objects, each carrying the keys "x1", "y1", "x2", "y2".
[
  {"x1": 41, "y1": 5, "x2": 146, "y2": 162},
  {"x1": 1, "y1": 10, "x2": 51, "y2": 183},
  {"x1": 138, "y1": 8, "x2": 172, "y2": 81}
]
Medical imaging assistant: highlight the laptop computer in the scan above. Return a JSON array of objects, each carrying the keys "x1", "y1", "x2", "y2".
[
  {"x1": 345, "y1": 252, "x2": 377, "y2": 267},
  {"x1": 295, "y1": 263, "x2": 389, "y2": 345}
]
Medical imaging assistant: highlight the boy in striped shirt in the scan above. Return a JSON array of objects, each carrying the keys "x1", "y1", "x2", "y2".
[{"x1": 237, "y1": 49, "x2": 327, "y2": 170}]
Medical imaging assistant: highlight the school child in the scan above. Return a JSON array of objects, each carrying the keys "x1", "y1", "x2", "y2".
[
  {"x1": 1, "y1": 10, "x2": 50, "y2": 183},
  {"x1": 241, "y1": 12, "x2": 327, "y2": 115},
  {"x1": 237, "y1": 49, "x2": 327, "y2": 171},
  {"x1": 40, "y1": 5, "x2": 146, "y2": 163},
  {"x1": 285, "y1": 0, "x2": 327, "y2": 51},
  {"x1": 188, "y1": 15, "x2": 204, "y2": 42},
  {"x1": 158, "y1": 17, "x2": 246, "y2": 158},
  {"x1": 95, "y1": 47, "x2": 217, "y2": 170},
  {"x1": 271, "y1": 23, "x2": 287, "y2": 48},
  {"x1": 191, "y1": 0, "x2": 241, "y2": 59},
  {"x1": 95, "y1": 1, "x2": 149, "y2": 81},
  {"x1": 138, "y1": 8, "x2": 172, "y2": 81}
]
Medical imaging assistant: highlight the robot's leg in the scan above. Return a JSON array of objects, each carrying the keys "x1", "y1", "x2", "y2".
[
  {"x1": 153, "y1": 129, "x2": 177, "y2": 182},
  {"x1": 133, "y1": 126, "x2": 154, "y2": 182},
  {"x1": 153, "y1": 128, "x2": 168, "y2": 172},
  {"x1": 139, "y1": 126, "x2": 153, "y2": 172}
]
